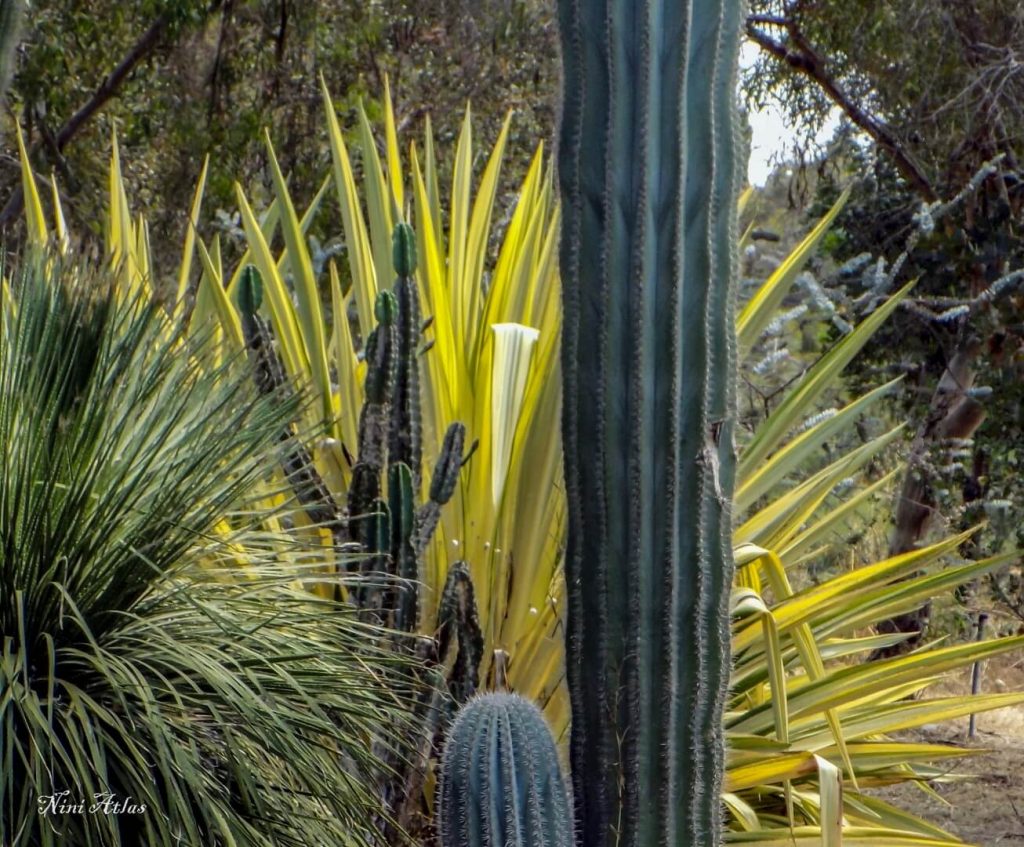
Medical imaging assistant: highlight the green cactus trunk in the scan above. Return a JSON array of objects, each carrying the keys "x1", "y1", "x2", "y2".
[{"x1": 556, "y1": 2, "x2": 746, "y2": 846}]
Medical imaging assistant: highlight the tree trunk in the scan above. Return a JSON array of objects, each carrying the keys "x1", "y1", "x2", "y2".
[{"x1": 872, "y1": 336, "x2": 986, "y2": 659}]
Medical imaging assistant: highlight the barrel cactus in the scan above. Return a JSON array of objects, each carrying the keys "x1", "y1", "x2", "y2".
[
  {"x1": 556, "y1": 1, "x2": 746, "y2": 846},
  {"x1": 439, "y1": 693, "x2": 574, "y2": 847}
]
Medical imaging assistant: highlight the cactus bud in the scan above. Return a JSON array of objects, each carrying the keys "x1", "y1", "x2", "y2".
[
  {"x1": 375, "y1": 289, "x2": 398, "y2": 325},
  {"x1": 237, "y1": 265, "x2": 263, "y2": 316},
  {"x1": 392, "y1": 221, "x2": 417, "y2": 277}
]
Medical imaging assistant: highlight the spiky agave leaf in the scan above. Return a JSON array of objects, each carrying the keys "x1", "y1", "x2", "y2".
[
  {"x1": 0, "y1": 258, "x2": 412, "y2": 846},
  {"x1": 721, "y1": 205, "x2": 1024, "y2": 842}
]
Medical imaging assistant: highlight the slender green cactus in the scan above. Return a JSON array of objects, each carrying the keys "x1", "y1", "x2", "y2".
[
  {"x1": 348, "y1": 290, "x2": 399, "y2": 608},
  {"x1": 413, "y1": 421, "x2": 466, "y2": 555},
  {"x1": 389, "y1": 222, "x2": 423, "y2": 489},
  {"x1": 237, "y1": 266, "x2": 344, "y2": 536},
  {"x1": 434, "y1": 561, "x2": 484, "y2": 705},
  {"x1": 556, "y1": 1, "x2": 746, "y2": 846},
  {"x1": 388, "y1": 460, "x2": 418, "y2": 629},
  {"x1": 438, "y1": 693, "x2": 574, "y2": 847}
]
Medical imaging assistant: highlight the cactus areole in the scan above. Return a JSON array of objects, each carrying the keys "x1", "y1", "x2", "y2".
[{"x1": 556, "y1": 2, "x2": 745, "y2": 846}]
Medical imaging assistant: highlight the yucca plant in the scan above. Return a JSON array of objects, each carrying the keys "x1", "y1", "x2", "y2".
[{"x1": 0, "y1": 256, "x2": 413, "y2": 846}]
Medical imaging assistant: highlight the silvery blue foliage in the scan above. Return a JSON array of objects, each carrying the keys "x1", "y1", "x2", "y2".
[
  {"x1": 831, "y1": 477, "x2": 855, "y2": 496},
  {"x1": 307, "y1": 235, "x2": 346, "y2": 278},
  {"x1": 214, "y1": 208, "x2": 245, "y2": 241},
  {"x1": 977, "y1": 269, "x2": 1024, "y2": 305},
  {"x1": 765, "y1": 304, "x2": 809, "y2": 337},
  {"x1": 753, "y1": 348, "x2": 790, "y2": 375},
  {"x1": 831, "y1": 315, "x2": 853, "y2": 334},
  {"x1": 934, "y1": 305, "x2": 970, "y2": 323},
  {"x1": 798, "y1": 271, "x2": 834, "y2": 312},
  {"x1": 800, "y1": 408, "x2": 838, "y2": 432},
  {"x1": 838, "y1": 252, "x2": 873, "y2": 279},
  {"x1": 985, "y1": 499, "x2": 1013, "y2": 516},
  {"x1": 912, "y1": 203, "x2": 935, "y2": 236}
]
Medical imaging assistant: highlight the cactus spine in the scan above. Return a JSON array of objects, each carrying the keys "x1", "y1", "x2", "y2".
[
  {"x1": 556, "y1": 1, "x2": 745, "y2": 845},
  {"x1": 439, "y1": 693, "x2": 574, "y2": 847}
]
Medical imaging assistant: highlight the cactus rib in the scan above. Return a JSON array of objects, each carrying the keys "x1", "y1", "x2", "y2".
[
  {"x1": 438, "y1": 693, "x2": 574, "y2": 847},
  {"x1": 556, "y1": 1, "x2": 745, "y2": 845}
]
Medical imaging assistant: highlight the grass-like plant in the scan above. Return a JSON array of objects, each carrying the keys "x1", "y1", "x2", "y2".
[{"x1": 0, "y1": 257, "x2": 411, "y2": 846}]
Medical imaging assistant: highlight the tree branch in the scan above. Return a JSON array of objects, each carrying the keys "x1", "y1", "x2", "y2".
[
  {"x1": 747, "y1": 13, "x2": 789, "y2": 27},
  {"x1": 0, "y1": 14, "x2": 170, "y2": 228},
  {"x1": 746, "y1": 21, "x2": 938, "y2": 201}
]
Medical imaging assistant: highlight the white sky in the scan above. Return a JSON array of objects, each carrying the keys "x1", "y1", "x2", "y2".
[{"x1": 741, "y1": 42, "x2": 841, "y2": 187}]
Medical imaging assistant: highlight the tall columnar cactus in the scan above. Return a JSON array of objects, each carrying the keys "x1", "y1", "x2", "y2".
[
  {"x1": 556, "y1": 2, "x2": 746, "y2": 846},
  {"x1": 389, "y1": 222, "x2": 423, "y2": 488},
  {"x1": 439, "y1": 693, "x2": 574, "y2": 847}
]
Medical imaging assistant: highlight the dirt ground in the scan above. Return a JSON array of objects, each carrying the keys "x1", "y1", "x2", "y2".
[{"x1": 871, "y1": 656, "x2": 1024, "y2": 846}]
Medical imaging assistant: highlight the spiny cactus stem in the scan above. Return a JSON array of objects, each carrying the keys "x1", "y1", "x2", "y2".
[
  {"x1": 413, "y1": 423, "x2": 468, "y2": 554},
  {"x1": 435, "y1": 561, "x2": 483, "y2": 706},
  {"x1": 438, "y1": 693, "x2": 574, "y2": 847},
  {"x1": 556, "y1": 1, "x2": 745, "y2": 845}
]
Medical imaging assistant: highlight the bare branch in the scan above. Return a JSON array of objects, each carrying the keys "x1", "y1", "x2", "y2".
[
  {"x1": 0, "y1": 14, "x2": 170, "y2": 229},
  {"x1": 745, "y1": 19, "x2": 938, "y2": 200}
]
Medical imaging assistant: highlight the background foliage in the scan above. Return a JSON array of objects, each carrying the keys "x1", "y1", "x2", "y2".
[{"x1": 3, "y1": 0, "x2": 559, "y2": 275}]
